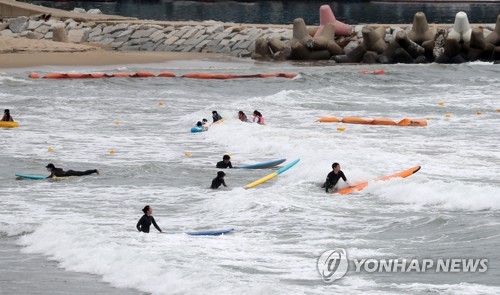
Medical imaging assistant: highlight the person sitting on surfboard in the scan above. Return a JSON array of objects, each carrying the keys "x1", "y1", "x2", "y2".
[
  {"x1": 238, "y1": 111, "x2": 249, "y2": 122},
  {"x1": 136, "y1": 205, "x2": 162, "y2": 233},
  {"x1": 1, "y1": 109, "x2": 14, "y2": 122},
  {"x1": 211, "y1": 171, "x2": 227, "y2": 189},
  {"x1": 216, "y1": 155, "x2": 233, "y2": 169},
  {"x1": 212, "y1": 111, "x2": 223, "y2": 123},
  {"x1": 252, "y1": 110, "x2": 265, "y2": 124},
  {"x1": 322, "y1": 163, "x2": 349, "y2": 193},
  {"x1": 46, "y1": 163, "x2": 99, "y2": 178}
]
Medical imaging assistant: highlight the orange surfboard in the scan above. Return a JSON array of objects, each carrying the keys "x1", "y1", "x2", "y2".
[{"x1": 333, "y1": 166, "x2": 421, "y2": 195}]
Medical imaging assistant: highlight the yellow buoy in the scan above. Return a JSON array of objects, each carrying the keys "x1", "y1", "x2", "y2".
[
  {"x1": 439, "y1": 101, "x2": 445, "y2": 106},
  {"x1": 109, "y1": 150, "x2": 115, "y2": 154},
  {"x1": 476, "y1": 111, "x2": 482, "y2": 115},
  {"x1": 426, "y1": 117, "x2": 431, "y2": 120},
  {"x1": 115, "y1": 121, "x2": 121, "y2": 125},
  {"x1": 159, "y1": 102, "x2": 165, "y2": 106},
  {"x1": 337, "y1": 126, "x2": 346, "y2": 131},
  {"x1": 185, "y1": 152, "x2": 191, "y2": 157},
  {"x1": 445, "y1": 114, "x2": 451, "y2": 118},
  {"x1": 47, "y1": 147, "x2": 54, "y2": 152}
]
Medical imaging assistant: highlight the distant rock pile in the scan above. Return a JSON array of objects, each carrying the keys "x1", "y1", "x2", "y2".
[{"x1": 252, "y1": 8, "x2": 500, "y2": 64}]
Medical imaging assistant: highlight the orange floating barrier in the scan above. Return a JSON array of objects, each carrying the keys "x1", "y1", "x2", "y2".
[
  {"x1": 66, "y1": 73, "x2": 87, "y2": 78},
  {"x1": 90, "y1": 73, "x2": 107, "y2": 78},
  {"x1": 182, "y1": 73, "x2": 296, "y2": 79},
  {"x1": 43, "y1": 73, "x2": 68, "y2": 79},
  {"x1": 316, "y1": 117, "x2": 341, "y2": 123},
  {"x1": 342, "y1": 117, "x2": 374, "y2": 124},
  {"x1": 359, "y1": 70, "x2": 371, "y2": 74},
  {"x1": 397, "y1": 118, "x2": 428, "y2": 127},
  {"x1": 373, "y1": 70, "x2": 386, "y2": 75},
  {"x1": 158, "y1": 72, "x2": 176, "y2": 77},
  {"x1": 132, "y1": 72, "x2": 155, "y2": 78},
  {"x1": 112, "y1": 72, "x2": 130, "y2": 78},
  {"x1": 372, "y1": 118, "x2": 397, "y2": 126},
  {"x1": 28, "y1": 73, "x2": 39, "y2": 79}
]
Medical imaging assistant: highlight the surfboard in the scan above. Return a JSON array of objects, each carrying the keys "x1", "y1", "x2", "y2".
[
  {"x1": 244, "y1": 159, "x2": 300, "y2": 189},
  {"x1": 15, "y1": 174, "x2": 46, "y2": 180},
  {"x1": 0, "y1": 121, "x2": 19, "y2": 128},
  {"x1": 186, "y1": 228, "x2": 234, "y2": 236},
  {"x1": 236, "y1": 159, "x2": 286, "y2": 169},
  {"x1": 333, "y1": 166, "x2": 421, "y2": 195}
]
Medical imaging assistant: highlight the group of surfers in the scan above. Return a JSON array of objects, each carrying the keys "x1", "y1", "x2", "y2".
[
  {"x1": 194, "y1": 110, "x2": 265, "y2": 130},
  {"x1": 6, "y1": 107, "x2": 347, "y2": 233},
  {"x1": 40, "y1": 157, "x2": 348, "y2": 233},
  {"x1": 140, "y1": 159, "x2": 349, "y2": 233}
]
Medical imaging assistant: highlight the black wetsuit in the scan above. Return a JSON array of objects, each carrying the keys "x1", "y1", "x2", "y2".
[
  {"x1": 211, "y1": 177, "x2": 226, "y2": 189},
  {"x1": 216, "y1": 161, "x2": 233, "y2": 168},
  {"x1": 212, "y1": 114, "x2": 223, "y2": 123},
  {"x1": 48, "y1": 168, "x2": 98, "y2": 178},
  {"x1": 136, "y1": 214, "x2": 162, "y2": 233},
  {"x1": 323, "y1": 171, "x2": 347, "y2": 192}
]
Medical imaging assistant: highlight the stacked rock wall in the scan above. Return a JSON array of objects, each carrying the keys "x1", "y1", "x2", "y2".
[{"x1": 0, "y1": 16, "x2": 292, "y2": 57}]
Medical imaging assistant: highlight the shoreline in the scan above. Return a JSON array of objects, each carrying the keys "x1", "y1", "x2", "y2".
[{"x1": 0, "y1": 50, "x2": 222, "y2": 69}]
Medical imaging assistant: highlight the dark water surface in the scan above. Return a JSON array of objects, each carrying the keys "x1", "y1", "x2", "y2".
[{"x1": 20, "y1": 0, "x2": 500, "y2": 24}]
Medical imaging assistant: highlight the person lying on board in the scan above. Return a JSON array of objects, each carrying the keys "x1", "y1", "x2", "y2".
[
  {"x1": 136, "y1": 205, "x2": 162, "y2": 233},
  {"x1": 1, "y1": 109, "x2": 14, "y2": 122},
  {"x1": 46, "y1": 163, "x2": 99, "y2": 178},
  {"x1": 322, "y1": 162, "x2": 350, "y2": 193},
  {"x1": 212, "y1": 110, "x2": 223, "y2": 123},
  {"x1": 252, "y1": 110, "x2": 265, "y2": 124},
  {"x1": 216, "y1": 155, "x2": 233, "y2": 168},
  {"x1": 211, "y1": 171, "x2": 227, "y2": 189},
  {"x1": 238, "y1": 111, "x2": 249, "y2": 122}
]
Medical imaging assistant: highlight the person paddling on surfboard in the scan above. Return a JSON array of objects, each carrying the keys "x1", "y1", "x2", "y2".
[
  {"x1": 322, "y1": 163, "x2": 349, "y2": 193},
  {"x1": 136, "y1": 205, "x2": 162, "y2": 233},
  {"x1": 212, "y1": 111, "x2": 223, "y2": 123},
  {"x1": 216, "y1": 155, "x2": 233, "y2": 169},
  {"x1": 211, "y1": 171, "x2": 227, "y2": 189},
  {"x1": 46, "y1": 163, "x2": 99, "y2": 178}
]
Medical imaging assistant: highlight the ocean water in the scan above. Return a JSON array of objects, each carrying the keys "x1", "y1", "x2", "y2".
[
  {"x1": 20, "y1": 0, "x2": 500, "y2": 25},
  {"x1": 0, "y1": 59, "x2": 499, "y2": 294}
]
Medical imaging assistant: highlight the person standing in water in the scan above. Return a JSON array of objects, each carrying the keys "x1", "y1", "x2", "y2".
[
  {"x1": 322, "y1": 162, "x2": 349, "y2": 193},
  {"x1": 211, "y1": 171, "x2": 227, "y2": 189},
  {"x1": 136, "y1": 205, "x2": 163, "y2": 233},
  {"x1": 252, "y1": 110, "x2": 265, "y2": 124},
  {"x1": 1, "y1": 109, "x2": 14, "y2": 122},
  {"x1": 238, "y1": 111, "x2": 249, "y2": 122},
  {"x1": 46, "y1": 163, "x2": 99, "y2": 178},
  {"x1": 216, "y1": 155, "x2": 233, "y2": 169}
]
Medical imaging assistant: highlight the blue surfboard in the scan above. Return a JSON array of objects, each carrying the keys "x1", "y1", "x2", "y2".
[
  {"x1": 236, "y1": 159, "x2": 286, "y2": 169},
  {"x1": 16, "y1": 174, "x2": 46, "y2": 180},
  {"x1": 186, "y1": 228, "x2": 234, "y2": 236}
]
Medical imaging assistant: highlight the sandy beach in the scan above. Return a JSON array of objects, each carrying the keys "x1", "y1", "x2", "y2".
[{"x1": 0, "y1": 36, "x2": 221, "y2": 68}]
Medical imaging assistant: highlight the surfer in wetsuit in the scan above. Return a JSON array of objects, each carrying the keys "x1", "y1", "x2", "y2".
[
  {"x1": 216, "y1": 155, "x2": 233, "y2": 169},
  {"x1": 211, "y1": 171, "x2": 227, "y2": 189},
  {"x1": 46, "y1": 163, "x2": 99, "y2": 178},
  {"x1": 322, "y1": 162, "x2": 349, "y2": 193},
  {"x1": 136, "y1": 205, "x2": 162, "y2": 233}
]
